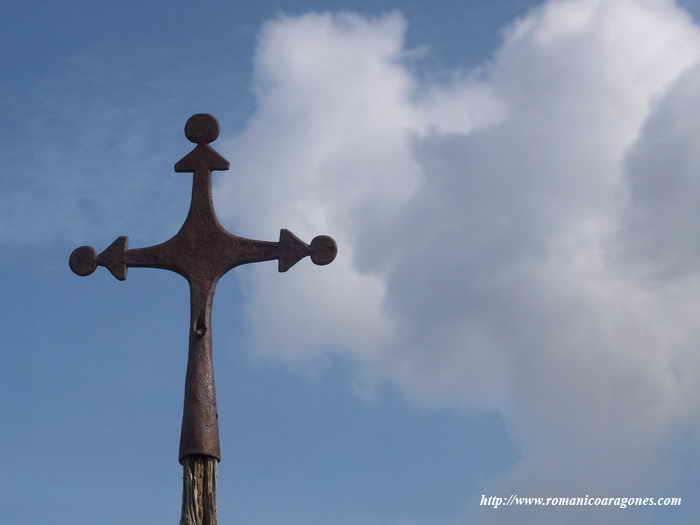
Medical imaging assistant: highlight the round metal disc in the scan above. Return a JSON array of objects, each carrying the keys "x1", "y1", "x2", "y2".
[
  {"x1": 69, "y1": 246, "x2": 97, "y2": 276},
  {"x1": 310, "y1": 235, "x2": 337, "y2": 266},
  {"x1": 185, "y1": 114, "x2": 220, "y2": 144}
]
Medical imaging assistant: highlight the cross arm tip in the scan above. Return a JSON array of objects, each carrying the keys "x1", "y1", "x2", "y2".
[
  {"x1": 276, "y1": 230, "x2": 337, "y2": 272},
  {"x1": 68, "y1": 236, "x2": 128, "y2": 281}
]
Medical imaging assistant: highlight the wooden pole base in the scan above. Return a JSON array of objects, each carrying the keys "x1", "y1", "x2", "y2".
[{"x1": 180, "y1": 455, "x2": 218, "y2": 525}]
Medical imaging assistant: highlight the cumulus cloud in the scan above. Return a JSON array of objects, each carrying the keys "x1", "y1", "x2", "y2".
[
  {"x1": 617, "y1": 59, "x2": 700, "y2": 280},
  {"x1": 217, "y1": 1, "x2": 700, "y2": 523}
]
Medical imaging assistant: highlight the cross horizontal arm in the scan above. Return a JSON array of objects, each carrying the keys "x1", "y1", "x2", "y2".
[
  {"x1": 69, "y1": 235, "x2": 186, "y2": 281},
  {"x1": 237, "y1": 229, "x2": 317, "y2": 272},
  {"x1": 69, "y1": 228, "x2": 337, "y2": 280},
  {"x1": 125, "y1": 241, "x2": 180, "y2": 272}
]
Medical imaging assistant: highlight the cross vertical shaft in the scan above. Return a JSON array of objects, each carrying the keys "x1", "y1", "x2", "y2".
[
  {"x1": 69, "y1": 114, "x2": 337, "y2": 524},
  {"x1": 180, "y1": 278, "x2": 220, "y2": 461}
]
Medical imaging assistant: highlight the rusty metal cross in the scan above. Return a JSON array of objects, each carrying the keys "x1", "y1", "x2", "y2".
[{"x1": 69, "y1": 114, "x2": 337, "y2": 521}]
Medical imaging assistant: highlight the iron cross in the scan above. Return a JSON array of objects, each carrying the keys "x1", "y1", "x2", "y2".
[{"x1": 69, "y1": 113, "x2": 337, "y2": 463}]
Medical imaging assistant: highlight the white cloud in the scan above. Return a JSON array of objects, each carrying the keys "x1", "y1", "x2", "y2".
[
  {"x1": 617, "y1": 59, "x2": 700, "y2": 279},
  {"x1": 218, "y1": 1, "x2": 700, "y2": 523}
]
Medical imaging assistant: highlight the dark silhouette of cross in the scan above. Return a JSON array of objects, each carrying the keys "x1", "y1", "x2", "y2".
[{"x1": 69, "y1": 114, "x2": 337, "y2": 522}]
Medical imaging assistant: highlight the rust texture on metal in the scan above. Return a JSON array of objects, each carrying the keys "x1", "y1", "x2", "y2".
[{"x1": 69, "y1": 113, "x2": 337, "y2": 463}]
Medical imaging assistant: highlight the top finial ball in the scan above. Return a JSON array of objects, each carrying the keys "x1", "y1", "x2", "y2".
[{"x1": 185, "y1": 114, "x2": 220, "y2": 144}]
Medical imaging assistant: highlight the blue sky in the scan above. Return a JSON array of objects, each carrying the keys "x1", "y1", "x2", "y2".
[{"x1": 4, "y1": 1, "x2": 700, "y2": 524}]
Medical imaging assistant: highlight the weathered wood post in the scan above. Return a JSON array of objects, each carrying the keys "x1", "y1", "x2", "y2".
[{"x1": 69, "y1": 114, "x2": 337, "y2": 524}]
